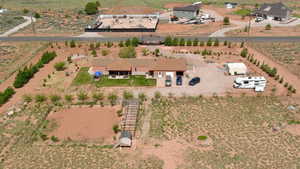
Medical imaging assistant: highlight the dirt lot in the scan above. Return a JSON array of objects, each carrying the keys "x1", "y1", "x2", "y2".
[
  {"x1": 227, "y1": 25, "x2": 300, "y2": 37},
  {"x1": 48, "y1": 106, "x2": 121, "y2": 142}
]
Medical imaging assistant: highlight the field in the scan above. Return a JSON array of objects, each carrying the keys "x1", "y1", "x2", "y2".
[
  {"x1": 2, "y1": 0, "x2": 300, "y2": 10},
  {"x1": 249, "y1": 42, "x2": 300, "y2": 78},
  {"x1": 0, "y1": 42, "x2": 48, "y2": 83},
  {"x1": 149, "y1": 96, "x2": 300, "y2": 168}
]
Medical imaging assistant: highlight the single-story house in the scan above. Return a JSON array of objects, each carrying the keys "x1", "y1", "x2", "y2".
[
  {"x1": 89, "y1": 58, "x2": 187, "y2": 79},
  {"x1": 225, "y1": 63, "x2": 247, "y2": 75},
  {"x1": 173, "y1": 4, "x2": 200, "y2": 19},
  {"x1": 225, "y1": 2, "x2": 238, "y2": 9},
  {"x1": 254, "y1": 2, "x2": 292, "y2": 21}
]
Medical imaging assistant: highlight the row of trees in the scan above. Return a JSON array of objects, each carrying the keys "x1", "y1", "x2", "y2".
[
  {"x1": 14, "y1": 51, "x2": 57, "y2": 88},
  {"x1": 164, "y1": 37, "x2": 221, "y2": 47},
  {"x1": 0, "y1": 87, "x2": 15, "y2": 106},
  {"x1": 119, "y1": 37, "x2": 139, "y2": 47}
]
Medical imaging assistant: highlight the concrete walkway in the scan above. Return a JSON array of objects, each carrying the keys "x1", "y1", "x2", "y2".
[{"x1": 0, "y1": 16, "x2": 36, "y2": 37}]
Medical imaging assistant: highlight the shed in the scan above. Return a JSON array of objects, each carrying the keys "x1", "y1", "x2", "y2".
[
  {"x1": 225, "y1": 63, "x2": 247, "y2": 75},
  {"x1": 119, "y1": 131, "x2": 132, "y2": 147},
  {"x1": 225, "y1": 2, "x2": 238, "y2": 9}
]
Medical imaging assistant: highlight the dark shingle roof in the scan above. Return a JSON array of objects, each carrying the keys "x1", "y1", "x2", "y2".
[
  {"x1": 255, "y1": 2, "x2": 292, "y2": 18},
  {"x1": 173, "y1": 5, "x2": 200, "y2": 12}
]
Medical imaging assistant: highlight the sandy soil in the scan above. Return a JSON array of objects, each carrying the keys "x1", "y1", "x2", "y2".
[
  {"x1": 285, "y1": 125, "x2": 300, "y2": 136},
  {"x1": 48, "y1": 106, "x2": 121, "y2": 141},
  {"x1": 164, "y1": 2, "x2": 190, "y2": 9},
  {"x1": 227, "y1": 25, "x2": 300, "y2": 37},
  {"x1": 102, "y1": 6, "x2": 161, "y2": 15}
]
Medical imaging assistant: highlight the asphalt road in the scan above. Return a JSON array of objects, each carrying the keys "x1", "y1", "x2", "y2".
[{"x1": 1, "y1": 36, "x2": 300, "y2": 42}]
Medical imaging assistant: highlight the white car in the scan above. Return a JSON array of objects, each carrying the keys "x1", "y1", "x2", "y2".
[{"x1": 255, "y1": 17, "x2": 264, "y2": 22}]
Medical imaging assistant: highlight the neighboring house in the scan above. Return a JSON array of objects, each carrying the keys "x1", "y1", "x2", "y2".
[
  {"x1": 225, "y1": 63, "x2": 247, "y2": 75},
  {"x1": 0, "y1": 8, "x2": 8, "y2": 13},
  {"x1": 89, "y1": 58, "x2": 187, "y2": 79},
  {"x1": 173, "y1": 4, "x2": 200, "y2": 19},
  {"x1": 225, "y1": 2, "x2": 238, "y2": 9},
  {"x1": 254, "y1": 2, "x2": 292, "y2": 21}
]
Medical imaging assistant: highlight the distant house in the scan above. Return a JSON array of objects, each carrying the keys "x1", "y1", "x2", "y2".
[
  {"x1": 89, "y1": 58, "x2": 187, "y2": 79},
  {"x1": 254, "y1": 2, "x2": 292, "y2": 21},
  {"x1": 173, "y1": 4, "x2": 200, "y2": 19},
  {"x1": 0, "y1": 8, "x2": 8, "y2": 13},
  {"x1": 225, "y1": 2, "x2": 238, "y2": 9}
]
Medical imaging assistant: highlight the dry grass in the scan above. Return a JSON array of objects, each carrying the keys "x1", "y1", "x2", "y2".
[
  {"x1": 149, "y1": 96, "x2": 300, "y2": 168},
  {"x1": 250, "y1": 42, "x2": 300, "y2": 78}
]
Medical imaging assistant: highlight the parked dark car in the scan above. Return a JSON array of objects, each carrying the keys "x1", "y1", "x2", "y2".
[
  {"x1": 176, "y1": 76, "x2": 182, "y2": 86},
  {"x1": 165, "y1": 75, "x2": 172, "y2": 87},
  {"x1": 189, "y1": 77, "x2": 200, "y2": 86}
]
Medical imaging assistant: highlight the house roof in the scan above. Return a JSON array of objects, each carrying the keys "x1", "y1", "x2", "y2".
[
  {"x1": 225, "y1": 2, "x2": 238, "y2": 5},
  {"x1": 173, "y1": 5, "x2": 200, "y2": 12},
  {"x1": 255, "y1": 2, "x2": 292, "y2": 18},
  {"x1": 92, "y1": 58, "x2": 187, "y2": 72}
]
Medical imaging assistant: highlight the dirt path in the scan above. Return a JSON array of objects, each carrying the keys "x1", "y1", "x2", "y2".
[
  {"x1": 140, "y1": 102, "x2": 152, "y2": 139},
  {"x1": 247, "y1": 45, "x2": 300, "y2": 96},
  {"x1": 0, "y1": 16, "x2": 36, "y2": 37}
]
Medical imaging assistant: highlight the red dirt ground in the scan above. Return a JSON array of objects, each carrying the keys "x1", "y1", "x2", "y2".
[
  {"x1": 227, "y1": 26, "x2": 300, "y2": 37},
  {"x1": 285, "y1": 125, "x2": 300, "y2": 136},
  {"x1": 48, "y1": 106, "x2": 121, "y2": 141}
]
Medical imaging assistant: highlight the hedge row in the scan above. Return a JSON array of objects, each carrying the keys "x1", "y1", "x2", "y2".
[
  {"x1": 164, "y1": 37, "x2": 220, "y2": 47},
  {"x1": 14, "y1": 51, "x2": 57, "y2": 88},
  {"x1": 0, "y1": 87, "x2": 15, "y2": 106}
]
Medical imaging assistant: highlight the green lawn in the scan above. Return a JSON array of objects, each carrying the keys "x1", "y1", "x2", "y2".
[
  {"x1": 72, "y1": 67, "x2": 92, "y2": 85},
  {"x1": 72, "y1": 68, "x2": 156, "y2": 87},
  {"x1": 232, "y1": 8, "x2": 251, "y2": 16},
  {"x1": 95, "y1": 75, "x2": 156, "y2": 87}
]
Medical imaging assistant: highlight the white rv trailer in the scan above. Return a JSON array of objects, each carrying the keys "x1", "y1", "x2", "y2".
[{"x1": 233, "y1": 76, "x2": 266, "y2": 92}]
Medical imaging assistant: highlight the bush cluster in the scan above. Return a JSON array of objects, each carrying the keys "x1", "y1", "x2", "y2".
[
  {"x1": 164, "y1": 37, "x2": 220, "y2": 47},
  {"x1": 124, "y1": 37, "x2": 139, "y2": 47},
  {"x1": 0, "y1": 87, "x2": 15, "y2": 106},
  {"x1": 13, "y1": 51, "x2": 57, "y2": 88}
]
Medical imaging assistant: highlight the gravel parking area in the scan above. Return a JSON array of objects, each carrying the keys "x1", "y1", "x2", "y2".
[{"x1": 133, "y1": 55, "x2": 235, "y2": 97}]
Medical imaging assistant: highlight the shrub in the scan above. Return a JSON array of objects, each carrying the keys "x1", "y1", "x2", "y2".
[
  {"x1": 186, "y1": 39, "x2": 192, "y2": 46},
  {"x1": 284, "y1": 82, "x2": 289, "y2": 88},
  {"x1": 119, "y1": 41, "x2": 124, "y2": 47},
  {"x1": 50, "y1": 94, "x2": 61, "y2": 104},
  {"x1": 108, "y1": 93, "x2": 118, "y2": 106},
  {"x1": 35, "y1": 94, "x2": 47, "y2": 103},
  {"x1": 34, "y1": 12, "x2": 41, "y2": 18},
  {"x1": 0, "y1": 87, "x2": 16, "y2": 106},
  {"x1": 240, "y1": 41, "x2": 245, "y2": 48},
  {"x1": 164, "y1": 36, "x2": 172, "y2": 46},
  {"x1": 119, "y1": 46, "x2": 136, "y2": 58},
  {"x1": 23, "y1": 9, "x2": 29, "y2": 14},
  {"x1": 64, "y1": 95, "x2": 73, "y2": 103},
  {"x1": 288, "y1": 85, "x2": 293, "y2": 91},
  {"x1": 172, "y1": 38, "x2": 178, "y2": 46},
  {"x1": 138, "y1": 93, "x2": 147, "y2": 102},
  {"x1": 224, "y1": 40, "x2": 228, "y2": 46},
  {"x1": 279, "y1": 77, "x2": 284, "y2": 83},
  {"x1": 142, "y1": 48, "x2": 149, "y2": 56},
  {"x1": 22, "y1": 94, "x2": 32, "y2": 103},
  {"x1": 154, "y1": 48, "x2": 160, "y2": 57},
  {"x1": 197, "y1": 135, "x2": 208, "y2": 140},
  {"x1": 154, "y1": 91, "x2": 161, "y2": 99},
  {"x1": 223, "y1": 17, "x2": 230, "y2": 25},
  {"x1": 91, "y1": 49, "x2": 97, "y2": 57},
  {"x1": 101, "y1": 49, "x2": 109, "y2": 56},
  {"x1": 51, "y1": 136, "x2": 59, "y2": 142},
  {"x1": 123, "y1": 91, "x2": 134, "y2": 100},
  {"x1": 265, "y1": 24, "x2": 271, "y2": 30},
  {"x1": 92, "y1": 92, "x2": 104, "y2": 102},
  {"x1": 125, "y1": 39, "x2": 131, "y2": 47},
  {"x1": 112, "y1": 124, "x2": 120, "y2": 133},
  {"x1": 117, "y1": 110, "x2": 122, "y2": 117},
  {"x1": 131, "y1": 37, "x2": 139, "y2": 47},
  {"x1": 275, "y1": 75, "x2": 280, "y2": 81},
  {"x1": 54, "y1": 62, "x2": 66, "y2": 71},
  {"x1": 77, "y1": 91, "x2": 88, "y2": 102},
  {"x1": 84, "y1": 2, "x2": 98, "y2": 15}
]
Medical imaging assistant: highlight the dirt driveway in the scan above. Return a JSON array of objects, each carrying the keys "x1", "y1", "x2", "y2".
[{"x1": 133, "y1": 54, "x2": 235, "y2": 97}]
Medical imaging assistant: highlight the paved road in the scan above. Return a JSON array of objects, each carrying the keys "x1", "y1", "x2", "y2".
[
  {"x1": 0, "y1": 16, "x2": 36, "y2": 37},
  {"x1": 1, "y1": 36, "x2": 300, "y2": 42}
]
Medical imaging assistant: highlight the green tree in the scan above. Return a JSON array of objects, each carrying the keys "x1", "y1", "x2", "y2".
[
  {"x1": 179, "y1": 38, "x2": 185, "y2": 46},
  {"x1": 224, "y1": 40, "x2": 228, "y2": 46},
  {"x1": 34, "y1": 12, "x2": 41, "y2": 18},
  {"x1": 186, "y1": 39, "x2": 192, "y2": 46},
  {"x1": 154, "y1": 48, "x2": 160, "y2": 57},
  {"x1": 92, "y1": 92, "x2": 104, "y2": 103},
  {"x1": 35, "y1": 94, "x2": 47, "y2": 103},
  {"x1": 70, "y1": 40, "x2": 76, "y2": 48},
  {"x1": 64, "y1": 95, "x2": 74, "y2": 103},
  {"x1": 119, "y1": 46, "x2": 136, "y2": 58},
  {"x1": 240, "y1": 48, "x2": 248, "y2": 58},
  {"x1": 223, "y1": 17, "x2": 230, "y2": 25},
  {"x1": 119, "y1": 41, "x2": 124, "y2": 47},
  {"x1": 172, "y1": 38, "x2": 178, "y2": 46},
  {"x1": 125, "y1": 39, "x2": 131, "y2": 47},
  {"x1": 193, "y1": 38, "x2": 199, "y2": 46},
  {"x1": 207, "y1": 38, "x2": 212, "y2": 46},
  {"x1": 54, "y1": 62, "x2": 66, "y2": 71},
  {"x1": 265, "y1": 24, "x2": 271, "y2": 30},
  {"x1": 84, "y1": 2, "x2": 98, "y2": 15},
  {"x1": 164, "y1": 36, "x2": 172, "y2": 46},
  {"x1": 50, "y1": 94, "x2": 61, "y2": 104},
  {"x1": 131, "y1": 37, "x2": 139, "y2": 47},
  {"x1": 200, "y1": 41, "x2": 205, "y2": 47},
  {"x1": 213, "y1": 39, "x2": 219, "y2": 46}
]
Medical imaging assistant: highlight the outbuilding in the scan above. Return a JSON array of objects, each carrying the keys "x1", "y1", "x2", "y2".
[
  {"x1": 119, "y1": 131, "x2": 132, "y2": 147},
  {"x1": 225, "y1": 2, "x2": 238, "y2": 9},
  {"x1": 173, "y1": 4, "x2": 200, "y2": 19},
  {"x1": 225, "y1": 63, "x2": 247, "y2": 75}
]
